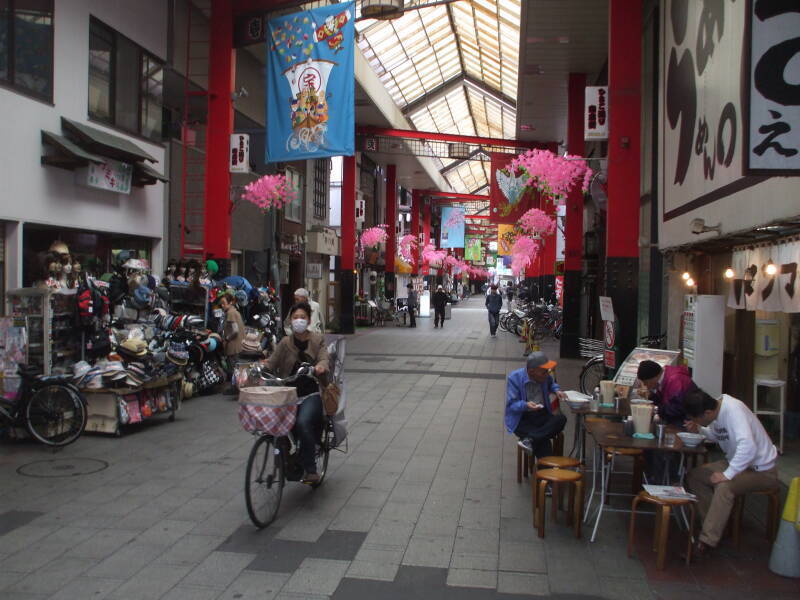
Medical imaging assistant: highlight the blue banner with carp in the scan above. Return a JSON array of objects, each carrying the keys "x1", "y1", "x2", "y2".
[{"x1": 266, "y1": 2, "x2": 355, "y2": 162}]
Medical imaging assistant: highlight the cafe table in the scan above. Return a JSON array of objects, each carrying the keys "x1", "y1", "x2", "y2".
[
  {"x1": 568, "y1": 403, "x2": 626, "y2": 464},
  {"x1": 582, "y1": 419, "x2": 707, "y2": 542}
]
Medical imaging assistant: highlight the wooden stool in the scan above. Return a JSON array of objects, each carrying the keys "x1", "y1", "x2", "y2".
[
  {"x1": 627, "y1": 491, "x2": 696, "y2": 570},
  {"x1": 730, "y1": 488, "x2": 781, "y2": 549},
  {"x1": 535, "y1": 456, "x2": 581, "y2": 515},
  {"x1": 516, "y1": 431, "x2": 566, "y2": 484},
  {"x1": 533, "y1": 468, "x2": 584, "y2": 538},
  {"x1": 605, "y1": 447, "x2": 645, "y2": 495}
]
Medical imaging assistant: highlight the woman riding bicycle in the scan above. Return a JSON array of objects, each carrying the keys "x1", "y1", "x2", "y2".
[{"x1": 264, "y1": 301, "x2": 329, "y2": 484}]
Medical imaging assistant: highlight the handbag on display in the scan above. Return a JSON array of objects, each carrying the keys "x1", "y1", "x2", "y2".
[
  {"x1": 240, "y1": 328, "x2": 264, "y2": 355},
  {"x1": 322, "y1": 382, "x2": 341, "y2": 416}
]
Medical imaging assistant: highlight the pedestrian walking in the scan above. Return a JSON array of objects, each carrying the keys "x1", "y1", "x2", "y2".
[
  {"x1": 485, "y1": 284, "x2": 502, "y2": 337},
  {"x1": 506, "y1": 282, "x2": 515, "y2": 308},
  {"x1": 406, "y1": 283, "x2": 417, "y2": 328},
  {"x1": 432, "y1": 285, "x2": 448, "y2": 328}
]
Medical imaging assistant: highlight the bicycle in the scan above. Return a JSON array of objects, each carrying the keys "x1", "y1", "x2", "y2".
[
  {"x1": 0, "y1": 365, "x2": 88, "y2": 447},
  {"x1": 241, "y1": 365, "x2": 334, "y2": 528}
]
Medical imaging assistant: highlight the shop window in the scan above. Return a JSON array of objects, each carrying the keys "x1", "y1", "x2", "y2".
[
  {"x1": 0, "y1": 0, "x2": 54, "y2": 102},
  {"x1": 284, "y1": 168, "x2": 303, "y2": 223},
  {"x1": 313, "y1": 158, "x2": 328, "y2": 221},
  {"x1": 88, "y1": 18, "x2": 164, "y2": 142}
]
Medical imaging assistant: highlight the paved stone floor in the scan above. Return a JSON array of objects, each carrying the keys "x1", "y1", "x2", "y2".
[{"x1": 1, "y1": 297, "x2": 798, "y2": 599}]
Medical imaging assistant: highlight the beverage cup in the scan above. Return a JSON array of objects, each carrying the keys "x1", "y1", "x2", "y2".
[
  {"x1": 632, "y1": 403, "x2": 653, "y2": 435},
  {"x1": 600, "y1": 380, "x2": 615, "y2": 405}
]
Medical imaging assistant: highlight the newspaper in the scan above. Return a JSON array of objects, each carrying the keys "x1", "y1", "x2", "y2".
[{"x1": 643, "y1": 485, "x2": 697, "y2": 501}]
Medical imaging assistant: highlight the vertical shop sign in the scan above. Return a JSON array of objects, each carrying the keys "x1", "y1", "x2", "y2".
[
  {"x1": 489, "y1": 153, "x2": 534, "y2": 224},
  {"x1": 599, "y1": 296, "x2": 616, "y2": 368},
  {"x1": 229, "y1": 134, "x2": 250, "y2": 173},
  {"x1": 584, "y1": 86, "x2": 608, "y2": 140},
  {"x1": 266, "y1": 2, "x2": 355, "y2": 162},
  {"x1": 746, "y1": 2, "x2": 800, "y2": 172}
]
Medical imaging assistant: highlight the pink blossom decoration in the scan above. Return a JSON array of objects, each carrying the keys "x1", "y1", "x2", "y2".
[
  {"x1": 399, "y1": 234, "x2": 417, "y2": 262},
  {"x1": 421, "y1": 244, "x2": 447, "y2": 267},
  {"x1": 360, "y1": 225, "x2": 388, "y2": 251},
  {"x1": 241, "y1": 174, "x2": 297, "y2": 210},
  {"x1": 443, "y1": 208, "x2": 465, "y2": 230},
  {"x1": 510, "y1": 149, "x2": 592, "y2": 202},
  {"x1": 510, "y1": 236, "x2": 541, "y2": 277},
  {"x1": 518, "y1": 208, "x2": 556, "y2": 237}
]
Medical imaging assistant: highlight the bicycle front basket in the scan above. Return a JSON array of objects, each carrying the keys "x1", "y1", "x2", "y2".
[{"x1": 238, "y1": 386, "x2": 299, "y2": 436}]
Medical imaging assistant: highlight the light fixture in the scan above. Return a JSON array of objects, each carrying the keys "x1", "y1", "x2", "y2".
[
  {"x1": 765, "y1": 260, "x2": 778, "y2": 276},
  {"x1": 686, "y1": 277, "x2": 695, "y2": 287},
  {"x1": 682, "y1": 271, "x2": 691, "y2": 281},
  {"x1": 724, "y1": 267, "x2": 735, "y2": 279}
]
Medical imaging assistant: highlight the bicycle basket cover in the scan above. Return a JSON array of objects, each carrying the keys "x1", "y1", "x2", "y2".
[
  {"x1": 238, "y1": 386, "x2": 298, "y2": 407},
  {"x1": 238, "y1": 403, "x2": 297, "y2": 436}
]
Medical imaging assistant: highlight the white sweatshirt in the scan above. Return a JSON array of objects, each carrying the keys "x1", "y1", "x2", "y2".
[{"x1": 700, "y1": 394, "x2": 777, "y2": 480}]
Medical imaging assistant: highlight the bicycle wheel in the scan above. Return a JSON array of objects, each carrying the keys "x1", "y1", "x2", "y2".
[
  {"x1": 26, "y1": 384, "x2": 87, "y2": 447},
  {"x1": 311, "y1": 418, "x2": 333, "y2": 489},
  {"x1": 245, "y1": 435, "x2": 284, "y2": 528},
  {"x1": 579, "y1": 357, "x2": 605, "y2": 395}
]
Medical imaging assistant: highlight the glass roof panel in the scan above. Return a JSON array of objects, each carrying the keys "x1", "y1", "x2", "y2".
[{"x1": 356, "y1": 0, "x2": 521, "y2": 193}]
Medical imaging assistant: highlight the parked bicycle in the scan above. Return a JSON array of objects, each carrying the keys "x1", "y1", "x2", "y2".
[
  {"x1": 0, "y1": 365, "x2": 88, "y2": 447},
  {"x1": 240, "y1": 364, "x2": 334, "y2": 528},
  {"x1": 577, "y1": 333, "x2": 668, "y2": 394}
]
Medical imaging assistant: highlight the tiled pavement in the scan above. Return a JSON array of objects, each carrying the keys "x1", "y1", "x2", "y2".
[{"x1": 1, "y1": 297, "x2": 798, "y2": 599}]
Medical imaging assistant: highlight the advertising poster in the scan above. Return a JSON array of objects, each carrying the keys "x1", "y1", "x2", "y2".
[
  {"x1": 464, "y1": 236, "x2": 482, "y2": 261},
  {"x1": 440, "y1": 206, "x2": 465, "y2": 248},
  {"x1": 497, "y1": 224, "x2": 516, "y2": 256},
  {"x1": 266, "y1": 2, "x2": 355, "y2": 162}
]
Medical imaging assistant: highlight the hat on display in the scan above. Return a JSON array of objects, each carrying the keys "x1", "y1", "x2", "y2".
[
  {"x1": 120, "y1": 338, "x2": 148, "y2": 357},
  {"x1": 206, "y1": 260, "x2": 219, "y2": 275},
  {"x1": 636, "y1": 360, "x2": 663, "y2": 381},
  {"x1": 526, "y1": 351, "x2": 557, "y2": 371},
  {"x1": 294, "y1": 288, "x2": 310, "y2": 299},
  {"x1": 122, "y1": 258, "x2": 148, "y2": 271},
  {"x1": 235, "y1": 290, "x2": 248, "y2": 306},
  {"x1": 49, "y1": 240, "x2": 70, "y2": 255}
]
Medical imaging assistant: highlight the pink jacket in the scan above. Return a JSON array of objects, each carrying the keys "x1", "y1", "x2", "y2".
[{"x1": 653, "y1": 365, "x2": 696, "y2": 424}]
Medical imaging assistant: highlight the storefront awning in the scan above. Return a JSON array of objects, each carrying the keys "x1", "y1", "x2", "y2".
[
  {"x1": 133, "y1": 162, "x2": 169, "y2": 187},
  {"x1": 61, "y1": 117, "x2": 158, "y2": 164},
  {"x1": 41, "y1": 131, "x2": 105, "y2": 169}
]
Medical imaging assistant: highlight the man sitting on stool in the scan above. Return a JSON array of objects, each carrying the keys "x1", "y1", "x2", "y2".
[
  {"x1": 683, "y1": 389, "x2": 779, "y2": 559},
  {"x1": 506, "y1": 352, "x2": 567, "y2": 458}
]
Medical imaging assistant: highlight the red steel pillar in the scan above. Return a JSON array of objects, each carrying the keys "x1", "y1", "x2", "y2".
[
  {"x1": 385, "y1": 165, "x2": 397, "y2": 298},
  {"x1": 340, "y1": 155, "x2": 357, "y2": 334},
  {"x1": 203, "y1": 0, "x2": 234, "y2": 263},
  {"x1": 540, "y1": 199, "x2": 557, "y2": 302},
  {"x1": 422, "y1": 197, "x2": 431, "y2": 277},
  {"x1": 561, "y1": 73, "x2": 587, "y2": 358},
  {"x1": 606, "y1": 0, "x2": 641, "y2": 360},
  {"x1": 411, "y1": 189, "x2": 421, "y2": 276}
]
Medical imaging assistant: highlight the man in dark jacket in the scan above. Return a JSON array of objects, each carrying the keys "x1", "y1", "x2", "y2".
[
  {"x1": 406, "y1": 283, "x2": 417, "y2": 328},
  {"x1": 485, "y1": 284, "x2": 503, "y2": 337},
  {"x1": 432, "y1": 285, "x2": 449, "y2": 328}
]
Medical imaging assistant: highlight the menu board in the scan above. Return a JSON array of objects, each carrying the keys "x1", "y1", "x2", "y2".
[
  {"x1": 612, "y1": 347, "x2": 680, "y2": 387},
  {"x1": 0, "y1": 317, "x2": 28, "y2": 399}
]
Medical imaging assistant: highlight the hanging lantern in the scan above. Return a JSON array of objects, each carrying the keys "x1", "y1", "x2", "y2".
[{"x1": 362, "y1": 0, "x2": 404, "y2": 21}]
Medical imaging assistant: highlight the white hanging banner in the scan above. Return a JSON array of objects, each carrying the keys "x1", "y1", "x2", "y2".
[
  {"x1": 584, "y1": 86, "x2": 608, "y2": 141},
  {"x1": 728, "y1": 241, "x2": 800, "y2": 312},
  {"x1": 229, "y1": 134, "x2": 250, "y2": 173}
]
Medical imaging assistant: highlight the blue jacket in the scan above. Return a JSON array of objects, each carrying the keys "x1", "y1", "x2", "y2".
[
  {"x1": 485, "y1": 292, "x2": 503, "y2": 313},
  {"x1": 505, "y1": 367, "x2": 560, "y2": 433}
]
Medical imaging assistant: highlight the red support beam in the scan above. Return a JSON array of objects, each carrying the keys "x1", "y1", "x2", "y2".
[
  {"x1": 606, "y1": 0, "x2": 642, "y2": 359},
  {"x1": 385, "y1": 165, "x2": 397, "y2": 275},
  {"x1": 203, "y1": 0, "x2": 235, "y2": 260},
  {"x1": 422, "y1": 199, "x2": 431, "y2": 275},
  {"x1": 357, "y1": 126, "x2": 548, "y2": 150},
  {"x1": 341, "y1": 156, "x2": 357, "y2": 270},
  {"x1": 411, "y1": 189, "x2": 421, "y2": 275}
]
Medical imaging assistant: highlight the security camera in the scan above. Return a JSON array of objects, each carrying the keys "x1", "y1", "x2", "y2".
[{"x1": 691, "y1": 218, "x2": 721, "y2": 235}]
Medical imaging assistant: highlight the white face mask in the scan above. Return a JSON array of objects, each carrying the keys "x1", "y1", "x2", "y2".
[{"x1": 291, "y1": 318, "x2": 308, "y2": 334}]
